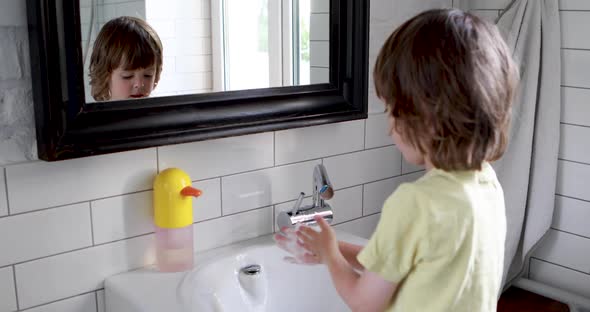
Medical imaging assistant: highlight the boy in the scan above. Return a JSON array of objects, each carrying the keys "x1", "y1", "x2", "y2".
[{"x1": 279, "y1": 8, "x2": 519, "y2": 312}]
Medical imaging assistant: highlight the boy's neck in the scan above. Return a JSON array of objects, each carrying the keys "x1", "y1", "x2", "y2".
[{"x1": 424, "y1": 158, "x2": 435, "y2": 172}]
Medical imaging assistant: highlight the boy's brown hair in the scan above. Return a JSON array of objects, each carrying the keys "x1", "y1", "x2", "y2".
[
  {"x1": 374, "y1": 9, "x2": 519, "y2": 171},
  {"x1": 89, "y1": 16, "x2": 163, "y2": 101}
]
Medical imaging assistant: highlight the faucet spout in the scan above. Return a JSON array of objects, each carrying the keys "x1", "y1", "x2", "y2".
[
  {"x1": 276, "y1": 164, "x2": 335, "y2": 230},
  {"x1": 313, "y1": 164, "x2": 333, "y2": 208}
]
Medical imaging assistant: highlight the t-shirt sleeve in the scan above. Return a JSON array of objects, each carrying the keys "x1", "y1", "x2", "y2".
[{"x1": 357, "y1": 183, "x2": 428, "y2": 284}]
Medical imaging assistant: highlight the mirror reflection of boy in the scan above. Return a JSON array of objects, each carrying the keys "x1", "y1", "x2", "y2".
[
  {"x1": 276, "y1": 8, "x2": 519, "y2": 312},
  {"x1": 89, "y1": 16, "x2": 163, "y2": 101}
]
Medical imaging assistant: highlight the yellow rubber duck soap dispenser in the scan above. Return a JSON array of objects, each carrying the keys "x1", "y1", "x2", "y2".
[{"x1": 154, "y1": 168, "x2": 202, "y2": 272}]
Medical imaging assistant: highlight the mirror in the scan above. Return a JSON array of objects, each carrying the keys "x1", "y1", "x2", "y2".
[
  {"x1": 80, "y1": 0, "x2": 330, "y2": 103},
  {"x1": 26, "y1": 0, "x2": 368, "y2": 161}
]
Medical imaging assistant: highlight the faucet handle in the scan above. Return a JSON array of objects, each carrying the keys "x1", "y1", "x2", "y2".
[{"x1": 290, "y1": 192, "x2": 305, "y2": 215}]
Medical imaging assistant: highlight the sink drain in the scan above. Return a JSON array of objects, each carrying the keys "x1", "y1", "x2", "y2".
[{"x1": 240, "y1": 264, "x2": 262, "y2": 276}]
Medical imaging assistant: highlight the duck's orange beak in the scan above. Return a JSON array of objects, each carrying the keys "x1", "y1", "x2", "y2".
[{"x1": 180, "y1": 186, "x2": 202, "y2": 197}]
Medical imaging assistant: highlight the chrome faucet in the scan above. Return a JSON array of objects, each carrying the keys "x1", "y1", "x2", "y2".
[{"x1": 277, "y1": 164, "x2": 334, "y2": 230}]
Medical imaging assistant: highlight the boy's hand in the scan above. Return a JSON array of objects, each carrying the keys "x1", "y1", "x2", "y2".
[
  {"x1": 273, "y1": 229, "x2": 320, "y2": 265},
  {"x1": 296, "y1": 216, "x2": 340, "y2": 264}
]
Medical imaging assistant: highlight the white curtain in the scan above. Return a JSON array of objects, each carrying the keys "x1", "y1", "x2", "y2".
[{"x1": 492, "y1": 0, "x2": 561, "y2": 288}]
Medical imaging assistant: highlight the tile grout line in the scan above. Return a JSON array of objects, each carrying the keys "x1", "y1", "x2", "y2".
[
  {"x1": 558, "y1": 158, "x2": 590, "y2": 166},
  {"x1": 156, "y1": 147, "x2": 160, "y2": 173},
  {"x1": 560, "y1": 122, "x2": 590, "y2": 129},
  {"x1": 551, "y1": 227, "x2": 590, "y2": 241},
  {"x1": 12, "y1": 264, "x2": 19, "y2": 311},
  {"x1": 219, "y1": 177, "x2": 224, "y2": 216},
  {"x1": 555, "y1": 194, "x2": 590, "y2": 204},
  {"x1": 0, "y1": 233, "x2": 153, "y2": 270},
  {"x1": 95, "y1": 291, "x2": 99, "y2": 312},
  {"x1": 530, "y1": 257, "x2": 590, "y2": 276},
  {"x1": 361, "y1": 184, "x2": 365, "y2": 216},
  {"x1": 4, "y1": 168, "x2": 10, "y2": 215},
  {"x1": 0, "y1": 189, "x2": 153, "y2": 220},
  {"x1": 17, "y1": 290, "x2": 100, "y2": 312},
  {"x1": 333, "y1": 211, "x2": 381, "y2": 227},
  {"x1": 363, "y1": 119, "x2": 367, "y2": 150},
  {"x1": 561, "y1": 84, "x2": 590, "y2": 90},
  {"x1": 562, "y1": 47, "x2": 590, "y2": 52},
  {"x1": 89, "y1": 202, "x2": 96, "y2": 246}
]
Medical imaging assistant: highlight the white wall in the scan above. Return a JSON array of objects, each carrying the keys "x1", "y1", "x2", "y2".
[
  {"x1": 146, "y1": 0, "x2": 213, "y2": 96},
  {"x1": 467, "y1": 0, "x2": 590, "y2": 300},
  {"x1": 532, "y1": 0, "x2": 590, "y2": 299},
  {"x1": 0, "y1": 0, "x2": 452, "y2": 311},
  {"x1": 309, "y1": 0, "x2": 330, "y2": 84}
]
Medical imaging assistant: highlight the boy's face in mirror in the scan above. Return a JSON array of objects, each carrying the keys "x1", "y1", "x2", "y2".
[{"x1": 109, "y1": 66, "x2": 157, "y2": 100}]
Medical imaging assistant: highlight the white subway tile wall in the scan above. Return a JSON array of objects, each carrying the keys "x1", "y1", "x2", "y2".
[
  {"x1": 15, "y1": 235, "x2": 154, "y2": 309},
  {"x1": 309, "y1": 41, "x2": 330, "y2": 68},
  {"x1": 275, "y1": 120, "x2": 365, "y2": 165},
  {"x1": 221, "y1": 160, "x2": 320, "y2": 215},
  {"x1": 22, "y1": 293, "x2": 97, "y2": 312},
  {"x1": 365, "y1": 113, "x2": 393, "y2": 149},
  {"x1": 467, "y1": 0, "x2": 511, "y2": 10},
  {"x1": 334, "y1": 213, "x2": 381, "y2": 240},
  {"x1": 560, "y1": 0, "x2": 590, "y2": 11},
  {"x1": 97, "y1": 290, "x2": 105, "y2": 312},
  {"x1": 469, "y1": 9, "x2": 500, "y2": 22},
  {"x1": 562, "y1": 49, "x2": 590, "y2": 88},
  {"x1": 0, "y1": 0, "x2": 459, "y2": 310},
  {"x1": 526, "y1": 0, "x2": 590, "y2": 299},
  {"x1": 530, "y1": 258, "x2": 590, "y2": 298},
  {"x1": 324, "y1": 146, "x2": 403, "y2": 190},
  {"x1": 561, "y1": 11, "x2": 590, "y2": 49},
  {"x1": 552, "y1": 196, "x2": 590, "y2": 239},
  {"x1": 561, "y1": 87, "x2": 590, "y2": 126},
  {"x1": 0, "y1": 267, "x2": 17, "y2": 312},
  {"x1": 6, "y1": 149, "x2": 157, "y2": 214},
  {"x1": 0, "y1": 203, "x2": 92, "y2": 267},
  {"x1": 559, "y1": 124, "x2": 590, "y2": 164},
  {"x1": 193, "y1": 206, "x2": 274, "y2": 252},
  {"x1": 158, "y1": 132, "x2": 274, "y2": 181},
  {"x1": 534, "y1": 230, "x2": 590, "y2": 274}
]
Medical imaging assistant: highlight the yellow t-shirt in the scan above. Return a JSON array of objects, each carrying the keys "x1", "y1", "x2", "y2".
[{"x1": 357, "y1": 163, "x2": 506, "y2": 312}]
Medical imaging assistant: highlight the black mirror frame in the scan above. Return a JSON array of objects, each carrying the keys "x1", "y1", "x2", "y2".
[{"x1": 27, "y1": 0, "x2": 369, "y2": 161}]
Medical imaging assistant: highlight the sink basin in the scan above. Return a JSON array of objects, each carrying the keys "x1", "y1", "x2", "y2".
[{"x1": 105, "y1": 231, "x2": 367, "y2": 312}]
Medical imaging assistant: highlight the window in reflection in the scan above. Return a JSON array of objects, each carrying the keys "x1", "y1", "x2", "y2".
[{"x1": 218, "y1": 0, "x2": 314, "y2": 91}]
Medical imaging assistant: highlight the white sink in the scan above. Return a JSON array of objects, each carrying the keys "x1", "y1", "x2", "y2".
[{"x1": 105, "y1": 231, "x2": 367, "y2": 312}]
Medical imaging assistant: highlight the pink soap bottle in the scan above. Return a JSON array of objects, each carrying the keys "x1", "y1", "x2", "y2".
[{"x1": 153, "y1": 168, "x2": 202, "y2": 272}]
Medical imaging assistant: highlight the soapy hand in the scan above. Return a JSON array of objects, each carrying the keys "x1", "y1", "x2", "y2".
[
  {"x1": 273, "y1": 225, "x2": 320, "y2": 265},
  {"x1": 296, "y1": 216, "x2": 339, "y2": 264}
]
